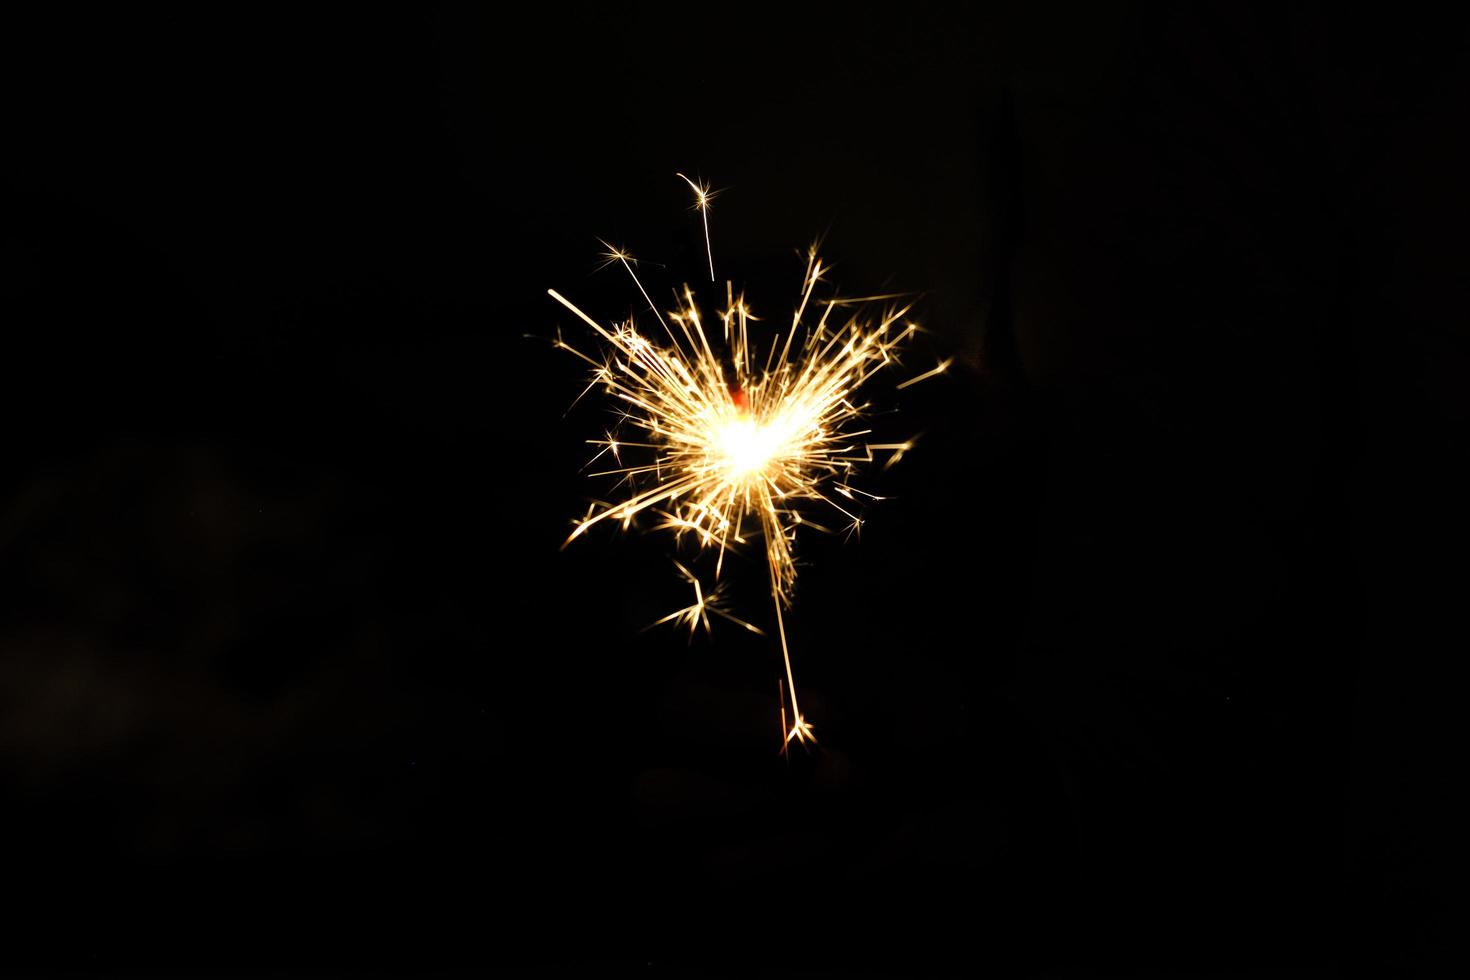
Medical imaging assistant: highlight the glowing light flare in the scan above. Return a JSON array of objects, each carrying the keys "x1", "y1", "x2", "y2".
[
  {"x1": 551, "y1": 177, "x2": 947, "y2": 749},
  {"x1": 712, "y1": 413, "x2": 786, "y2": 480}
]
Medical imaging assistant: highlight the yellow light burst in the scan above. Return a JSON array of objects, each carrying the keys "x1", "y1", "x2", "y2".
[{"x1": 550, "y1": 177, "x2": 948, "y2": 748}]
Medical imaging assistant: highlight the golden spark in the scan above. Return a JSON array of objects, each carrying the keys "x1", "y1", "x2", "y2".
[
  {"x1": 551, "y1": 176, "x2": 944, "y2": 748},
  {"x1": 675, "y1": 172, "x2": 717, "y2": 282},
  {"x1": 645, "y1": 561, "x2": 765, "y2": 640}
]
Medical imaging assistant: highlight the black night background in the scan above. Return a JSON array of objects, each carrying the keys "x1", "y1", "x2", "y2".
[{"x1": 3, "y1": 5, "x2": 1464, "y2": 977}]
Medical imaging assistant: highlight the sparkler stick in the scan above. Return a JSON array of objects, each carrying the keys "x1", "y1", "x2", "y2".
[{"x1": 551, "y1": 176, "x2": 949, "y2": 748}]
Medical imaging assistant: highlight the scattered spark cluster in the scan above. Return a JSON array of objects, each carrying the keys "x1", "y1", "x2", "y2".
[{"x1": 550, "y1": 176, "x2": 950, "y2": 747}]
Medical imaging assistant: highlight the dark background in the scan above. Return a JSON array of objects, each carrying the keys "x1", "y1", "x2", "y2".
[{"x1": 3, "y1": 4, "x2": 1464, "y2": 977}]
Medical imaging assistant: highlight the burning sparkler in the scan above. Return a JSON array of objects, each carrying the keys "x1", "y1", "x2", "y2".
[{"x1": 550, "y1": 177, "x2": 950, "y2": 748}]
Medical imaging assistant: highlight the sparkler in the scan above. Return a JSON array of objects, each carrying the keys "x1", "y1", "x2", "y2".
[{"x1": 550, "y1": 177, "x2": 950, "y2": 748}]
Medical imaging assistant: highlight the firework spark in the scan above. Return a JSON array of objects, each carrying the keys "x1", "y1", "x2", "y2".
[
  {"x1": 551, "y1": 178, "x2": 947, "y2": 748},
  {"x1": 644, "y1": 560, "x2": 765, "y2": 640}
]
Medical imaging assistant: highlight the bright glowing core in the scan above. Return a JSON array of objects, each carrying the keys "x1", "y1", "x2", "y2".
[{"x1": 714, "y1": 414, "x2": 783, "y2": 481}]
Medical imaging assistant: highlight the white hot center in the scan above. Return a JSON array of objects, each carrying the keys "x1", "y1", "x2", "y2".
[{"x1": 715, "y1": 415, "x2": 782, "y2": 480}]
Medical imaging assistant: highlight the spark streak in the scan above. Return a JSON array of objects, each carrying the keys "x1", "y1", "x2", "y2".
[{"x1": 676, "y1": 172, "x2": 716, "y2": 282}]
